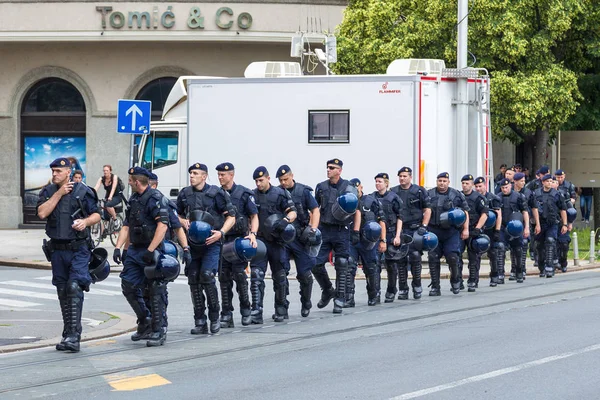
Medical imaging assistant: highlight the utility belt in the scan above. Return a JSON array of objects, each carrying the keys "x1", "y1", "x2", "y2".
[
  {"x1": 320, "y1": 222, "x2": 347, "y2": 231},
  {"x1": 42, "y1": 239, "x2": 88, "y2": 261},
  {"x1": 406, "y1": 222, "x2": 421, "y2": 230},
  {"x1": 539, "y1": 218, "x2": 558, "y2": 226}
]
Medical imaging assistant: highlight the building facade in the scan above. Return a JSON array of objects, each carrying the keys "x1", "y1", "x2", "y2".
[{"x1": 0, "y1": 0, "x2": 346, "y2": 227}]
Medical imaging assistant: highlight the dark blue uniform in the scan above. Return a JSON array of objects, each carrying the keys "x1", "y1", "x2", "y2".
[
  {"x1": 220, "y1": 183, "x2": 257, "y2": 326},
  {"x1": 516, "y1": 186, "x2": 535, "y2": 279},
  {"x1": 373, "y1": 190, "x2": 404, "y2": 302},
  {"x1": 250, "y1": 185, "x2": 297, "y2": 322},
  {"x1": 460, "y1": 190, "x2": 489, "y2": 290},
  {"x1": 282, "y1": 181, "x2": 319, "y2": 316},
  {"x1": 482, "y1": 191, "x2": 502, "y2": 281},
  {"x1": 177, "y1": 183, "x2": 235, "y2": 333},
  {"x1": 392, "y1": 183, "x2": 431, "y2": 299},
  {"x1": 533, "y1": 187, "x2": 567, "y2": 277},
  {"x1": 557, "y1": 181, "x2": 575, "y2": 272},
  {"x1": 497, "y1": 189, "x2": 529, "y2": 282},
  {"x1": 313, "y1": 178, "x2": 359, "y2": 313},
  {"x1": 427, "y1": 187, "x2": 469, "y2": 294},
  {"x1": 349, "y1": 193, "x2": 384, "y2": 306},
  {"x1": 38, "y1": 181, "x2": 99, "y2": 351}
]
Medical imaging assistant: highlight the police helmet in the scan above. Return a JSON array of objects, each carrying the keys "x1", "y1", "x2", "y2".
[
  {"x1": 440, "y1": 208, "x2": 467, "y2": 229},
  {"x1": 331, "y1": 192, "x2": 359, "y2": 222},
  {"x1": 163, "y1": 240, "x2": 181, "y2": 259},
  {"x1": 412, "y1": 230, "x2": 438, "y2": 252},
  {"x1": 566, "y1": 207, "x2": 577, "y2": 224},
  {"x1": 484, "y1": 210, "x2": 497, "y2": 230},
  {"x1": 280, "y1": 223, "x2": 297, "y2": 244},
  {"x1": 252, "y1": 239, "x2": 268, "y2": 262},
  {"x1": 144, "y1": 253, "x2": 180, "y2": 282},
  {"x1": 300, "y1": 227, "x2": 323, "y2": 258},
  {"x1": 189, "y1": 209, "x2": 216, "y2": 227},
  {"x1": 89, "y1": 247, "x2": 110, "y2": 282},
  {"x1": 188, "y1": 220, "x2": 212, "y2": 246},
  {"x1": 360, "y1": 221, "x2": 382, "y2": 250},
  {"x1": 264, "y1": 214, "x2": 296, "y2": 243},
  {"x1": 222, "y1": 237, "x2": 257, "y2": 263},
  {"x1": 506, "y1": 219, "x2": 524, "y2": 239},
  {"x1": 385, "y1": 234, "x2": 414, "y2": 260},
  {"x1": 469, "y1": 234, "x2": 491, "y2": 253},
  {"x1": 507, "y1": 211, "x2": 524, "y2": 224}
]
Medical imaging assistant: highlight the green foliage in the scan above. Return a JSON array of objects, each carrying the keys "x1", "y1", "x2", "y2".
[{"x1": 334, "y1": 0, "x2": 600, "y2": 143}]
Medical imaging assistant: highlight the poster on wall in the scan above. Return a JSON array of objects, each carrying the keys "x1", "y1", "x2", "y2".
[{"x1": 23, "y1": 136, "x2": 86, "y2": 207}]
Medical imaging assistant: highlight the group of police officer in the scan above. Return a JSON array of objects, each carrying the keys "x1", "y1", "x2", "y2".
[{"x1": 38, "y1": 157, "x2": 578, "y2": 351}]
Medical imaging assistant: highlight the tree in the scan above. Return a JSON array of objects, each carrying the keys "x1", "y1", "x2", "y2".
[{"x1": 334, "y1": 0, "x2": 599, "y2": 171}]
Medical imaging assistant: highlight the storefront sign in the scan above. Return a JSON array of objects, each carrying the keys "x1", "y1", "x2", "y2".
[{"x1": 96, "y1": 6, "x2": 252, "y2": 30}]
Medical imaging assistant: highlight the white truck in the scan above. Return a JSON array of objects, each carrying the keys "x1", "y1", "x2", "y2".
[{"x1": 136, "y1": 59, "x2": 493, "y2": 198}]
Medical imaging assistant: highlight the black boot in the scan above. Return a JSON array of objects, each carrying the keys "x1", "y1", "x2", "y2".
[
  {"x1": 365, "y1": 271, "x2": 379, "y2": 306},
  {"x1": 297, "y1": 273, "x2": 313, "y2": 317},
  {"x1": 397, "y1": 259, "x2": 409, "y2": 300},
  {"x1": 467, "y1": 250, "x2": 479, "y2": 292},
  {"x1": 513, "y1": 246, "x2": 524, "y2": 283},
  {"x1": 385, "y1": 262, "x2": 398, "y2": 302},
  {"x1": 448, "y1": 254, "x2": 461, "y2": 294},
  {"x1": 428, "y1": 259, "x2": 441, "y2": 296},
  {"x1": 189, "y1": 284, "x2": 208, "y2": 334},
  {"x1": 458, "y1": 256, "x2": 465, "y2": 290},
  {"x1": 62, "y1": 281, "x2": 83, "y2": 352},
  {"x1": 234, "y1": 271, "x2": 252, "y2": 326},
  {"x1": 521, "y1": 243, "x2": 528, "y2": 279},
  {"x1": 250, "y1": 267, "x2": 265, "y2": 324},
  {"x1": 219, "y1": 279, "x2": 234, "y2": 328},
  {"x1": 509, "y1": 251, "x2": 517, "y2": 280},
  {"x1": 56, "y1": 286, "x2": 68, "y2": 351},
  {"x1": 333, "y1": 258, "x2": 348, "y2": 314},
  {"x1": 122, "y1": 281, "x2": 152, "y2": 341},
  {"x1": 203, "y1": 282, "x2": 221, "y2": 333},
  {"x1": 272, "y1": 270, "x2": 289, "y2": 322},
  {"x1": 344, "y1": 270, "x2": 356, "y2": 308},
  {"x1": 147, "y1": 281, "x2": 168, "y2": 347},
  {"x1": 545, "y1": 239, "x2": 556, "y2": 278},
  {"x1": 496, "y1": 245, "x2": 506, "y2": 284},
  {"x1": 558, "y1": 241, "x2": 570, "y2": 273},
  {"x1": 410, "y1": 261, "x2": 423, "y2": 299},
  {"x1": 313, "y1": 264, "x2": 335, "y2": 309}
]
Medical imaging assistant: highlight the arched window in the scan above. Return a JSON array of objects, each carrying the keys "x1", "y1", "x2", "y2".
[
  {"x1": 136, "y1": 77, "x2": 177, "y2": 121},
  {"x1": 22, "y1": 78, "x2": 86, "y2": 113}
]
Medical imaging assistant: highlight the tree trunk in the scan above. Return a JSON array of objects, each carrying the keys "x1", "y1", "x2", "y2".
[
  {"x1": 523, "y1": 136, "x2": 534, "y2": 173},
  {"x1": 532, "y1": 127, "x2": 550, "y2": 171}
]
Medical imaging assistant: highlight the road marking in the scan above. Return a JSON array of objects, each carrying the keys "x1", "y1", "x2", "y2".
[
  {"x1": 0, "y1": 298, "x2": 41, "y2": 308},
  {"x1": 389, "y1": 343, "x2": 600, "y2": 400},
  {"x1": 108, "y1": 373, "x2": 171, "y2": 391},
  {"x1": 1, "y1": 281, "x2": 55, "y2": 291},
  {"x1": 0, "y1": 288, "x2": 56, "y2": 300}
]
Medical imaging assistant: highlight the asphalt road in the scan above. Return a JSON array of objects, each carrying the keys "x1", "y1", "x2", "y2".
[{"x1": 1, "y1": 269, "x2": 600, "y2": 399}]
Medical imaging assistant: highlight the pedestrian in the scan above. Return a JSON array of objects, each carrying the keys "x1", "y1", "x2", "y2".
[
  {"x1": 514, "y1": 172, "x2": 535, "y2": 280},
  {"x1": 495, "y1": 167, "x2": 515, "y2": 195},
  {"x1": 523, "y1": 167, "x2": 531, "y2": 183},
  {"x1": 427, "y1": 172, "x2": 470, "y2": 295},
  {"x1": 277, "y1": 165, "x2": 320, "y2": 317},
  {"x1": 313, "y1": 158, "x2": 360, "y2": 314},
  {"x1": 474, "y1": 176, "x2": 503, "y2": 286},
  {"x1": 460, "y1": 174, "x2": 489, "y2": 292},
  {"x1": 216, "y1": 162, "x2": 258, "y2": 327},
  {"x1": 578, "y1": 186, "x2": 593, "y2": 223},
  {"x1": 347, "y1": 178, "x2": 385, "y2": 306},
  {"x1": 532, "y1": 174, "x2": 568, "y2": 278},
  {"x1": 251, "y1": 166, "x2": 297, "y2": 323},
  {"x1": 37, "y1": 157, "x2": 101, "y2": 352},
  {"x1": 526, "y1": 165, "x2": 549, "y2": 264},
  {"x1": 113, "y1": 167, "x2": 170, "y2": 347},
  {"x1": 176, "y1": 163, "x2": 236, "y2": 334},
  {"x1": 72, "y1": 170, "x2": 84, "y2": 184},
  {"x1": 495, "y1": 164, "x2": 507, "y2": 183},
  {"x1": 94, "y1": 165, "x2": 125, "y2": 221},
  {"x1": 372, "y1": 173, "x2": 405, "y2": 302},
  {"x1": 391, "y1": 166, "x2": 432, "y2": 300}
]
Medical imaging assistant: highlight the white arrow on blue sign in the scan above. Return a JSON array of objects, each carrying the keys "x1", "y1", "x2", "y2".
[{"x1": 117, "y1": 99, "x2": 152, "y2": 134}]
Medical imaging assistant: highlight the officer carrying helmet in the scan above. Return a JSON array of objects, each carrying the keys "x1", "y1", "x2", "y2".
[
  {"x1": 113, "y1": 167, "x2": 171, "y2": 347},
  {"x1": 251, "y1": 166, "x2": 298, "y2": 323},
  {"x1": 427, "y1": 172, "x2": 470, "y2": 295},
  {"x1": 513, "y1": 172, "x2": 535, "y2": 280},
  {"x1": 37, "y1": 157, "x2": 101, "y2": 352},
  {"x1": 474, "y1": 176, "x2": 503, "y2": 286},
  {"x1": 177, "y1": 163, "x2": 237, "y2": 335},
  {"x1": 313, "y1": 158, "x2": 360, "y2": 314},
  {"x1": 555, "y1": 169, "x2": 576, "y2": 273},
  {"x1": 391, "y1": 166, "x2": 432, "y2": 300},
  {"x1": 277, "y1": 165, "x2": 320, "y2": 317}
]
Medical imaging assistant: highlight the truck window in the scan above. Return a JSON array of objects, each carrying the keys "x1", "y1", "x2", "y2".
[
  {"x1": 140, "y1": 131, "x2": 178, "y2": 170},
  {"x1": 308, "y1": 111, "x2": 350, "y2": 143}
]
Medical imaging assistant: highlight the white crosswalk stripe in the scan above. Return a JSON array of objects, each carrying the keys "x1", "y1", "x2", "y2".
[
  {"x1": 0, "y1": 281, "x2": 121, "y2": 298},
  {"x1": 0, "y1": 298, "x2": 42, "y2": 308},
  {"x1": 35, "y1": 275, "x2": 189, "y2": 285},
  {"x1": 0, "y1": 288, "x2": 56, "y2": 300}
]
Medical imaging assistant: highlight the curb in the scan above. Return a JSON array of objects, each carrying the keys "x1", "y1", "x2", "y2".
[{"x1": 0, "y1": 312, "x2": 137, "y2": 354}]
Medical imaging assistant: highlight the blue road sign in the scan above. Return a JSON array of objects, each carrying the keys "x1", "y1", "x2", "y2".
[{"x1": 117, "y1": 99, "x2": 151, "y2": 134}]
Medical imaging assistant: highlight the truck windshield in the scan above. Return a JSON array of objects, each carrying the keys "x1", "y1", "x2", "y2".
[{"x1": 140, "y1": 130, "x2": 178, "y2": 170}]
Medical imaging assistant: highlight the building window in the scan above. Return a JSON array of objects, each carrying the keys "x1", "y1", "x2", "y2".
[{"x1": 308, "y1": 110, "x2": 349, "y2": 143}]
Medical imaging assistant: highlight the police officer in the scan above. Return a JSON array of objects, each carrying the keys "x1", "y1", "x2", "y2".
[
  {"x1": 532, "y1": 174, "x2": 568, "y2": 278},
  {"x1": 251, "y1": 166, "x2": 297, "y2": 323},
  {"x1": 216, "y1": 162, "x2": 258, "y2": 327},
  {"x1": 391, "y1": 167, "x2": 432, "y2": 300},
  {"x1": 37, "y1": 158, "x2": 101, "y2": 352},
  {"x1": 348, "y1": 178, "x2": 385, "y2": 306},
  {"x1": 495, "y1": 167, "x2": 515, "y2": 194},
  {"x1": 513, "y1": 172, "x2": 535, "y2": 280},
  {"x1": 373, "y1": 173, "x2": 405, "y2": 302},
  {"x1": 177, "y1": 163, "x2": 236, "y2": 335},
  {"x1": 460, "y1": 174, "x2": 489, "y2": 292},
  {"x1": 554, "y1": 171, "x2": 575, "y2": 272},
  {"x1": 313, "y1": 158, "x2": 360, "y2": 314},
  {"x1": 427, "y1": 172, "x2": 470, "y2": 295},
  {"x1": 474, "y1": 176, "x2": 503, "y2": 286},
  {"x1": 113, "y1": 167, "x2": 170, "y2": 347},
  {"x1": 277, "y1": 165, "x2": 320, "y2": 317},
  {"x1": 497, "y1": 178, "x2": 530, "y2": 284},
  {"x1": 526, "y1": 166, "x2": 548, "y2": 266}
]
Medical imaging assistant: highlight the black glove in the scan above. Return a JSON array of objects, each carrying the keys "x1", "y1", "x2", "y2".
[
  {"x1": 471, "y1": 228, "x2": 482, "y2": 237},
  {"x1": 122, "y1": 249, "x2": 128, "y2": 262},
  {"x1": 142, "y1": 249, "x2": 155, "y2": 265},
  {"x1": 417, "y1": 225, "x2": 427, "y2": 236},
  {"x1": 112, "y1": 248, "x2": 122, "y2": 265},
  {"x1": 351, "y1": 230, "x2": 360, "y2": 245},
  {"x1": 183, "y1": 248, "x2": 192, "y2": 270},
  {"x1": 307, "y1": 229, "x2": 318, "y2": 245},
  {"x1": 493, "y1": 230, "x2": 501, "y2": 242}
]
